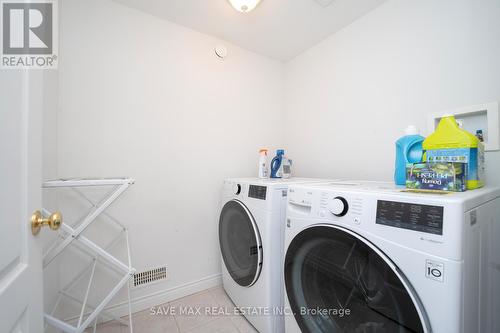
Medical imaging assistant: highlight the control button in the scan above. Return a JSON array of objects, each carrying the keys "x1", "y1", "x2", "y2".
[
  {"x1": 328, "y1": 197, "x2": 349, "y2": 217},
  {"x1": 233, "y1": 184, "x2": 241, "y2": 195},
  {"x1": 354, "y1": 217, "x2": 361, "y2": 225}
]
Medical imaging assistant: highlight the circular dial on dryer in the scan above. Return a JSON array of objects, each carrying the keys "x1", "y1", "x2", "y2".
[
  {"x1": 328, "y1": 197, "x2": 348, "y2": 217},
  {"x1": 233, "y1": 183, "x2": 242, "y2": 195}
]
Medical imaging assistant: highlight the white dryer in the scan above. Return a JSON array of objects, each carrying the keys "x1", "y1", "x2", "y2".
[
  {"x1": 219, "y1": 178, "x2": 334, "y2": 333},
  {"x1": 284, "y1": 181, "x2": 500, "y2": 333}
]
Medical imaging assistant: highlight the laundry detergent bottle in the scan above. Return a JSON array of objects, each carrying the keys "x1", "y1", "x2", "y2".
[
  {"x1": 423, "y1": 115, "x2": 485, "y2": 189},
  {"x1": 270, "y1": 149, "x2": 285, "y2": 178},
  {"x1": 394, "y1": 125, "x2": 424, "y2": 185},
  {"x1": 258, "y1": 148, "x2": 268, "y2": 179}
]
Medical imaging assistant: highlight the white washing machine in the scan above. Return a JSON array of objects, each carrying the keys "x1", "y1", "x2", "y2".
[
  {"x1": 284, "y1": 181, "x2": 500, "y2": 333},
  {"x1": 219, "y1": 178, "x2": 335, "y2": 333}
]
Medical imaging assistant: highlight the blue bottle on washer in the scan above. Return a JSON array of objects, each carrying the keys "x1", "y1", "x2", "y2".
[
  {"x1": 270, "y1": 149, "x2": 285, "y2": 178},
  {"x1": 394, "y1": 125, "x2": 424, "y2": 185}
]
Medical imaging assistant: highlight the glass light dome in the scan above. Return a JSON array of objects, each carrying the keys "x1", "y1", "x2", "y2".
[{"x1": 228, "y1": 0, "x2": 262, "y2": 13}]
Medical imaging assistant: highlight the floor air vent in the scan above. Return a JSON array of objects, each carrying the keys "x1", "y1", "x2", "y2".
[{"x1": 133, "y1": 267, "x2": 167, "y2": 287}]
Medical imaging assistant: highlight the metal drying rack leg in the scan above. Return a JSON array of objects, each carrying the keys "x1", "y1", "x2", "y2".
[{"x1": 42, "y1": 178, "x2": 136, "y2": 333}]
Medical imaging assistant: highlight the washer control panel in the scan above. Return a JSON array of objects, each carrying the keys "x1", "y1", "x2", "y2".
[
  {"x1": 286, "y1": 182, "x2": 457, "y2": 260},
  {"x1": 376, "y1": 200, "x2": 443, "y2": 235}
]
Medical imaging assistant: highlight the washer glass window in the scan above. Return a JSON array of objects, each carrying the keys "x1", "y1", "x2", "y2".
[
  {"x1": 219, "y1": 200, "x2": 262, "y2": 287},
  {"x1": 285, "y1": 226, "x2": 424, "y2": 333}
]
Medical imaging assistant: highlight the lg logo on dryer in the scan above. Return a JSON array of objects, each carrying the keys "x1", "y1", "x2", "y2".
[{"x1": 425, "y1": 260, "x2": 444, "y2": 282}]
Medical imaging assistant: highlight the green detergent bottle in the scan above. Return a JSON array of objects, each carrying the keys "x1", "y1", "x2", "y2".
[{"x1": 423, "y1": 115, "x2": 485, "y2": 189}]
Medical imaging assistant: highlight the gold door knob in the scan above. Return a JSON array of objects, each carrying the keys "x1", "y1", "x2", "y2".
[{"x1": 31, "y1": 210, "x2": 62, "y2": 235}]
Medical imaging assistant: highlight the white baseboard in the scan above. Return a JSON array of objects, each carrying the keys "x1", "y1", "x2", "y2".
[{"x1": 104, "y1": 273, "x2": 222, "y2": 319}]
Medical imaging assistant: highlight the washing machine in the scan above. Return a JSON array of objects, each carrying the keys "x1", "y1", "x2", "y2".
[
  {"x1": 284, "y1": 181, "x2": 500, "y2": 333},
  {"x1": 219, "y1": 178, "x2": 335, "y2": 333}
]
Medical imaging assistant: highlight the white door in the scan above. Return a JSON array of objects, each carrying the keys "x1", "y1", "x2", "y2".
[{"x1": 0, "y1": 70, "x2": 45, "y2": 332}]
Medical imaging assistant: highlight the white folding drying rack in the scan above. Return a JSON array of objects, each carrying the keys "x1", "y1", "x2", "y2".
[{"x1": 42, "y1": 178, "x2": 136, "y2": 333}]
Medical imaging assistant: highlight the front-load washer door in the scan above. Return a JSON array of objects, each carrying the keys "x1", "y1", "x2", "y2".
[
  {"x1": 219, "y1": 200, "x2": 262, "y2": 287},
  {"x1": 285, "y1": 225, "x2": 428, "y2": 333}
]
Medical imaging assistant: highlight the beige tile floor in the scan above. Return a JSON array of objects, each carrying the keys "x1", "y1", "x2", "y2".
[{"x1": 86, "y1": 286, "x2": 258, "y2": 333}]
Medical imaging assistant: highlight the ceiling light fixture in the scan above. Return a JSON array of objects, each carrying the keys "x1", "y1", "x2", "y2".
[{"x1": 228, "y1": 0, "x2": 262, "y2": 13}]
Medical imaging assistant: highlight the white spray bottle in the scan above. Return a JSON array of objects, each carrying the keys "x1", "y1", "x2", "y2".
[{"x1": 258, "y1": 148, "x2": 269, "y2": 179}]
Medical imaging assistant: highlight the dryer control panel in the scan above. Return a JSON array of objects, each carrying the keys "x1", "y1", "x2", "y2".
[{"x1": 248, "y1": 185, "x2": 267, "y2": 200}]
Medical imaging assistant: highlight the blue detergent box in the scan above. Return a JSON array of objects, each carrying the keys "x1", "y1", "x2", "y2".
[
  {"x1": 425, "y1": 147, "x2": 484, "y2": 189},
  {"x1": 406, "y1": 162, "x2": 467, "y2": 192}
]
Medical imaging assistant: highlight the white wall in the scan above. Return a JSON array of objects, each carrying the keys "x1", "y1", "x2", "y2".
[
  {"x1": 50, "y1": 0, "x2": 284, "y2": 317},
  {"x1": 285, "y1": 0, "x2": 500, "y2": 185}
]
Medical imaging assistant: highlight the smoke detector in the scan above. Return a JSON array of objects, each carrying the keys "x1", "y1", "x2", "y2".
[{"x1": 215, "y1": 45, "x2": 228, "y2": 59}]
